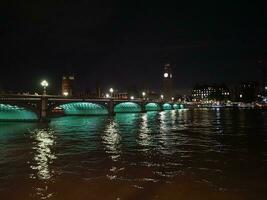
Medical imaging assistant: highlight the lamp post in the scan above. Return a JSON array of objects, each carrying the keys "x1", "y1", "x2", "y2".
[
  {"x1": 160, "y1": 94, "x2": 164, "y2": 101},
  {"x1": 40, "y1": 80, "x2": 49, "y2": 122},
  {"x1": 142, "y1": 92, "x2": 146, "y2": 100},
  {"x1": 41, "y1": 80, "x2": 48, "y2": 95},
  {"x1": 108, "y1": 88, "x2": 114, "y2": 115},
  {"x1": 109, "y1": 88, "x2": 114, "y2": 98}
]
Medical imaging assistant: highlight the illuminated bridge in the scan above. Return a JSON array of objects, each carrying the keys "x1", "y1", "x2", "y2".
[{"x1": 0, "y1": 94, "x2": 185, "y2": 122}]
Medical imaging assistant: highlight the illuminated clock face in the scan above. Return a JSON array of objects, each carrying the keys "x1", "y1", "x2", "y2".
[{"x1": 164, "y1": 73, "x2": 169, "y2": 78}]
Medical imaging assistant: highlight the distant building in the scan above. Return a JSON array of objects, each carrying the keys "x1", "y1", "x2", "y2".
[
  {"x1": 146, "y1": 90, "x2": 159, "y2": 101},
  {"x1": 95, "y1": 83, "x2": 102, "y2": 98},
  {"x1": 61, "y1": 75, "x2": 74, "y2": 97},
  {"x1": 258, "y1": 60, "x2": 267, "y2": 97},
  {"x1": 238, "y1": 81, "x2": 259, "y2": 103},
  {"x1": 75, "y1": 90, "x2": 91, "y2": 99},
  {"x1": 192, "y1": 84, "x2": 230, "y2": 101},
  {"x1": 112, "y1": 92, "x2": 128, "y2": 99},
  {"x1": 162, "y1": 63, "x2": 173, "y2": 101},
  {"x1": 0, "y1": 83, "x2": 3, "y2": 94}
]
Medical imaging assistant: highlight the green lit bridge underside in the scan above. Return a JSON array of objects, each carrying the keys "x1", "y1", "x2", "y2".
[
  {"x1": 0, "y1": 104, "x2": 38, "y2": 121},
  {"x1": 60, "y1": 102, "x2": 109, "y2": 115},
  {"x1": 114, "y1": 102, "x2": 142, "y2": 113},
  {"x1": 60, "y1": 102, "x2": 184, "y2": 115},
  {"x1": 0, "y1": 102, "x2": 185, "y2": 121}
]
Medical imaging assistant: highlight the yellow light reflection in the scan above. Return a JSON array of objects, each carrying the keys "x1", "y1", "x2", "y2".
[
  {"x1": 102, "y1": 120, "x2": 122, "y2": 181},
  {"x1": 30, "y1": 129, "x2": 56, "y2": 180},
  {"x1": 138, "y1": 114, "x2": 152, "y2": 148},
  {"x1": 102, "y1": 120, "x2": 121, "y2": 161}
]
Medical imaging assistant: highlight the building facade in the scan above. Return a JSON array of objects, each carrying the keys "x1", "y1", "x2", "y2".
[
  {"x1": 192, "y1": 84, "x2": 230, "y2": 101},
  {"x1": 61, "y1": 75, "x2": 74, "y2": 97},
  {"x1": 162, "y1": 63, "x2": 173, "y2": 101},
  {"x1": 238, "y1": 81, "x2": 259, "y2": 102}
]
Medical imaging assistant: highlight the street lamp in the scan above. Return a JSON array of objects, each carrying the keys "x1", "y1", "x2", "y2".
[
  {"x1": 41, "y1": 80, "x2": 48, "y2": 95},
  {"x1": 142, "y1": 92, "x2": 146, "y2": 97},
  {"x1": 171, "y1": 97, "x2": 174, "y2": 101},
  {"x1": 109, "y1": 88, "x2": 114, "y2": 98},
  {"x1": 63, "y1": 91, "x2": 69, "y2": 97},
  {"x1": 130, "y1": 96, "x2": 134, "y2": 100},
  {"x1": 105, "y1": 93, "x2": 110, "y2": 98},
  {"x1": 160, "y1": 94, "x2": 164, "y2": 100}
]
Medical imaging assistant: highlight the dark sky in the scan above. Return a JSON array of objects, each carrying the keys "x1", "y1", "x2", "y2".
[{"x1": 1, "y1": 0, "x2": 266, "y2": 94}]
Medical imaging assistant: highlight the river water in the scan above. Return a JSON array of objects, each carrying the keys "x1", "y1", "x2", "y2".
[{"x1": 0, "y1": 109, "x2": 267, "y2": 200}]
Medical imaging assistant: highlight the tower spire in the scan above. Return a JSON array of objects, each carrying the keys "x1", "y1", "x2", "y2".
[{"x1": 162, "y1": 63, "x2": 173, "y2": 101}]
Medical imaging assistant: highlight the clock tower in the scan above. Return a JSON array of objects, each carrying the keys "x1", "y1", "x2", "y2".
[{"x1": 162, "y1": 63, "x2": 173, "y2": 101}]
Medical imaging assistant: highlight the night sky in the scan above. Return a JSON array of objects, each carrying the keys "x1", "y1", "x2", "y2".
[{"x1": 1, "y1": 1, "x2": 266, "y2": 94}]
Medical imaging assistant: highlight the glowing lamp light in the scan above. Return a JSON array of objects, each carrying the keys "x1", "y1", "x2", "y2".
[
  {"x1": 41, "y1": 80, "x2": 48, "y2": 88},
  {"x1": 130, "y1": 96, "x2": 134, "y2": 100},
  {"x1": 105, "y1": 93, "x2": 110, "y2": 98},
  {"x1": 171, "y1": 97, "x2": 174, "y2": 101},
  {"x1": 142, "y1": 92, "x2": 146, "y2": 97},
  {"x1": 161, "y1": 95, "x2": 164, "y2": 99},
  {"x1": 41, "y1": 80, "x2": 49, "y2": 95},
  {"x1": 164, "y1": 73, "x2": 169, "y2": 78},
  {"x1": 240, "y1": 94, "x2": 243, "y2": 98},
  {"x1": 63, "y1": 91, "x2": 69, "y2": 96},
  {"x1": 109, "y1": 88, "x2": 114, "y2": 98}
]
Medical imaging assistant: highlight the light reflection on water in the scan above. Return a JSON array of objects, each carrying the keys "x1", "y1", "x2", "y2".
[
  {"x1": 30, "y1": 129, "x2": 56, "y2": 180},
  {"x1": 102, "y1": 119, "x2": 121, "y2": 161},
  {"x1": 138, "y1": 113, "x2": 152, "y2": 148},
  {"x1": 0, "y1": 109, "x2": 267, "y2": 199},
  {"x1": 28, "y1": 128, "x2": 57, "y2": 199}
]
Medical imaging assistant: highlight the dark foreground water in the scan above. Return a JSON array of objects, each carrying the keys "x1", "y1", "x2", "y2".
[{"x1": 0, "y1": 109, "x2": 267, "y2": 200}]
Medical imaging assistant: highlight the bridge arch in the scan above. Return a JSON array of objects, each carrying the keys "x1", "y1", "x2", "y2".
[
  {"x1": 173, "y1": 104, "x2": 180, "y2": 109},
  {"x1": 59, "y1": 102, "x2": 108, "y2": 115},
  {"x1": 114, "y1": 102, "x2": 142, "y2": 113},
  {"x1": 0, "y1": 103, "x2": 38, "y2": 121},
  {"x1": 145, "y1": 102, "x2": 161, "y2": 111},
  {"x1": 162, "y1": 103, "x2": 173, "y2": 110}
]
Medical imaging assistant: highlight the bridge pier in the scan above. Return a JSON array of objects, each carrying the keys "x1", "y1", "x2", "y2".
[
  {"x1": 141, "y1": 101, "x2": 147, "y2": 113},
  {"x1": 108, "y1": 99, "x2": 115, "y2": 115},
  {"x1": 40, "y1": 96, "x2": 50, "y2": 122},
  {"x1": 159, "y1": 102, "x2": 164, "y2": 111}
]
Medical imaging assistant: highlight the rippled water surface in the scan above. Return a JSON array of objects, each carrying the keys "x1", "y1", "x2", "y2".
[{"x1": 1, "y1": 109, "x2": 267, "y2": 200}]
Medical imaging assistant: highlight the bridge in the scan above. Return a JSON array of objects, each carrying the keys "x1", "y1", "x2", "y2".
[{"x1": 0, "y1": 94, "x2": 184, "y2": 122}]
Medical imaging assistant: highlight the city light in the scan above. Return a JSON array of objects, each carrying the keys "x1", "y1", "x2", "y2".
[
  {"x1": 109, "y1": 88, "x2": 114, "y2": 98},
  {"x1": 164, "y1": 73, "x2": 169, "y2": 78},
  {"x1": 130, "y1": 96, "x2": 134, "y2": 100},
  {"x1": 41, "y1": 80, "x2": 48, "y2": 88},
  {"x1": 171, "y1": 97, "x2": 174, "y2": 101},
  {"x1": 105, "y1": 93, "x2": 110, "y2": 98},
  {"x1": 240, "y1": 94, "x2": 243, "y2": 98},
  {"x1": 40, "y1": 80, "x2": 48, "y2": 95},
  {"x1": 142, "y1": 92, "x2": 146, "y2": 97},
  {"x1": 63, "y1": 91, "x2": 69, "y2": 96},
  {"x1": 161, "y1": 94, "x2": 164, "y2": 99}
]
